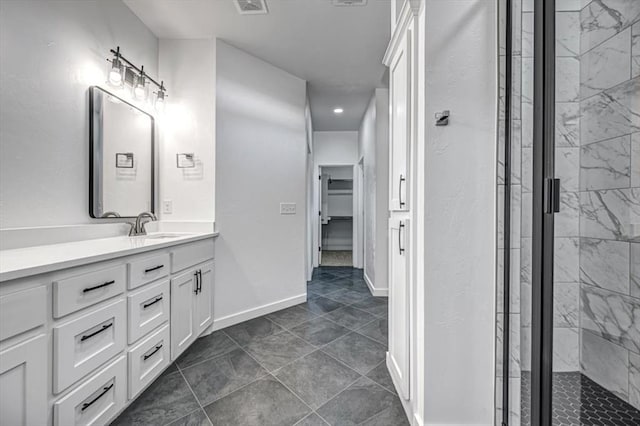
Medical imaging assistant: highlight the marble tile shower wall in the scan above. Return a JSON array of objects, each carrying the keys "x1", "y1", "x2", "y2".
[
  {"x1": 578, "y1": 0, "x2": 640, "y2": 411},
  {"x1": 496, "y1": 0, "x2": 523, "y2": 424}
]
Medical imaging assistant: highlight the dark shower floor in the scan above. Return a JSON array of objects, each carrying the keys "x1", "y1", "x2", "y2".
[{"x1": 521, "y1": 372, "x2": 640, "y2": 426}]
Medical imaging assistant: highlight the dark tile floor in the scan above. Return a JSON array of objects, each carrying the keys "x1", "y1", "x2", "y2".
[
  {"x1": 111, "y1": 266, "x2": 409, "y2": 426},
  {"x1": 521, "y1": 371, "x2": 640, "y2": 426}
]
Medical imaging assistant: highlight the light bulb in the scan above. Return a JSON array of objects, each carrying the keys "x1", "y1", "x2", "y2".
[
  {"x1": 333, "y1": 107, "x2": 344, "y2": 114},
  {"x1": 155, "y1": 92, "x2": 165, "y2": 112},
  {"x1": 108, "y1": 57, "x2": 123, "y2": 86},
  {"x1": 134, "y1": 84, "x2": 145, "y2": 99}
]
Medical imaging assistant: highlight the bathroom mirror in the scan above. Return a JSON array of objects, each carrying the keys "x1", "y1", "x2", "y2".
[{"x1": 89, "y1": 86, "x2": 154, "y2": 218}]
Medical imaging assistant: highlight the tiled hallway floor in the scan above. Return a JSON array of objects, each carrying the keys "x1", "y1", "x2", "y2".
[{"x1": 112, "y1": 267, "x2": 409, "y2": 426}]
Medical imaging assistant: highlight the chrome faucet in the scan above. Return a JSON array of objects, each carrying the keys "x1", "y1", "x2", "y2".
[
  {"x1": 128, "y1": 212, "x2": 157, "y2": 236},
  {"x1": 101, "y1": 211, "x2": 121, "y2": 218}
]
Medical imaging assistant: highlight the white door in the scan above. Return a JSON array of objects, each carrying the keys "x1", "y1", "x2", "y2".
[
  {"x1": 195, "y1": 261, "x2": 214, "y2": 335},
  {"x1": 388, "y1": 218, "x2": 410, "y2": 399},
  {"x1": 389, "y1": 29, "x2": 411, "y2": 212},
  {"x1": 0, "y1": 334, "x2": 47, "y2": 426},
  {"x1": 170, "y1": 269, "x2": 197, "y2": 360}
]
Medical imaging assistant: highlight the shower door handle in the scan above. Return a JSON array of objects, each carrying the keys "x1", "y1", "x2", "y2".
[
  {"x1": 399, "y1": 175, "x2": 406, "y2": 208},
  {"x1": 399, "y1": 221, "x2": 405, "y2": 255},
  {"x1": 544, "y1": 178, "x2": 561, "y2": 214}
]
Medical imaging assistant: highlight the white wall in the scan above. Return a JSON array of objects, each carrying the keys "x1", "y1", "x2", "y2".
[
  {"x1": 305, "y1": 96, "x2": 314, "y2": 281},
  {"x1": 358, "y1": 89, "x2": 389, "y2": 293},
  {"x1": 0, "y1": 0, "x2": 158, "y2": 228},
  {"x1": 314, "y1": 131, "x2": 359, "y2": 165},
  {"x1": 158, "y1": 39, "x2": 216, "y2": 223},
  {"x1": 214, "y1": 40, "x2": 308, "y2": 328},
  {"x1": 419, "y1": 0, "x2": 497, "y2": 424}
]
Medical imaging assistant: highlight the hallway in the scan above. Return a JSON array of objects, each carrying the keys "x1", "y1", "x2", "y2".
[{"x1": 112, "y1": 267, "x2": 407, "y2": 426}]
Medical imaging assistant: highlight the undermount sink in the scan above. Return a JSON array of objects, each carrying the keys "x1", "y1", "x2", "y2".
[{"x1": 133, "y1": 232, "x2": 195, "y2": 240}]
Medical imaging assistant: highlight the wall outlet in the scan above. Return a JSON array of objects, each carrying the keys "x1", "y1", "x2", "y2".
[
  {"x1": 280, "y1": 202, "x2": 296, "y2": 215},
  {"x1": 162, "y1": 199, "x2": 173, "y2": 214}
]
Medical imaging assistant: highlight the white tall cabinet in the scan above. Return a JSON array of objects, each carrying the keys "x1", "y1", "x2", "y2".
[{"x1": 383, "y1": 0, "x2": 420, "y2": 420}]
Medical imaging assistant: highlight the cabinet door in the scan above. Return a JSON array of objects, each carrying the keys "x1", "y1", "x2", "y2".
[
  {"x1": 194, "y1": 261, "x2": 214, "y2": 336},
  {"x1": 0, "y1": 334, "x2": 47, "y2": 426},
  {"x1": 388, "y1": 218, "x2": 410, "y2": 399},
  {"x1": 389, "y1": 28, "x2": 412, "y2": 212},
  {"x1": 170, "y1": 269, "x2": 197, "y2": 360}
]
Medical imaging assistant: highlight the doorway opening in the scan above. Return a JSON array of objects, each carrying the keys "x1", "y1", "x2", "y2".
[{"x1": 319, "y1": 165, "x2": 354, "y2": 267}]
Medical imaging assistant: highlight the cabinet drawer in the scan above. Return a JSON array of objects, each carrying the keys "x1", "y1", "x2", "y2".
[
  {"x1": 127, "y1": 324, "x2": 170, "y2": 399},
  {"x1": 53, "y1": 264, "x2": 126, "y2": 318},
  {"x1": 171, "y1": 239, "x2": 214, "y2": 273},
  {"x1": 53, "y1": 299, "x2": 126, "y2": 393},
  {"x1": 127, "y1": 279, "x2": 170, "y2": 344},
  {"x1": 54, "y1": 356, "x2": 126, "y2": 426},
  {"x1": 128, "y1": 253, "x2": 170, "y2": 290},
  {"x1": 0, "y1": 285, "x2": 46, "y2": 341}
]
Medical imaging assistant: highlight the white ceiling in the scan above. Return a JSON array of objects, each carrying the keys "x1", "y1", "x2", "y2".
[{"x1": 123, "y1": 0, "x2": 390, "y2": 131}]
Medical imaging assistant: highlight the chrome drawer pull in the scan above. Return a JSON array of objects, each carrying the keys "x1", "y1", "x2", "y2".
[
  {"x1": 143, "y1": 344, "x2": 163, "y2": 361},
  {"x1": 143, "y1": 296, "x2": 163, "y2": 309},
  {"x1": 81, "y1": 383, "x2": 113, "y2": 411},
  {"x1": 83, "y1": 280, "x2": 115, "y2": 293},
  {"x1": 80, "y1": 323, "x2": 113, "y2": 342},
  {"x1": 144, "y1": 264, "x2": 164, "y2": 273}
]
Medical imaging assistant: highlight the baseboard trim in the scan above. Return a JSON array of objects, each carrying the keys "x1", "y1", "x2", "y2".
[
  {"x1": 364, "y1": 272, "x2": 388, "y2": 297},
  {"x1": 211, "y1": 293, "x2": 307, "y2": 331}
]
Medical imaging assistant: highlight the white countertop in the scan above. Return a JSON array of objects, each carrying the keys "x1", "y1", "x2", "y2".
[{"x1": 0, "y1": 231, "x2": 218, "y2": 282}]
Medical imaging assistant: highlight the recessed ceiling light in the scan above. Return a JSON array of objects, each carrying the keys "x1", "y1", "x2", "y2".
[{"x1": 333, "y1": 108, "x2": 344, "y2": 114}]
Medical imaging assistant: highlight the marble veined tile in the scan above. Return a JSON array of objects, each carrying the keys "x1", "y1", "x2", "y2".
[
  {"x1": 580, "y1": 0, "x2": 640, "y2": 54},
  {"x1": 555, "y1": 191, "x2": 580, "y2": 237},
  {"x1": 496, "y1": 314, "x2": 521, "y2": 378},
  {"x1": 522, "y1": 192, "x2": 532, "y2": 238},
  {"x1": 580, "y1": 77, "x2": 640, "y2": 145},
  {"x1": 632, "y1": 132, "x2": 640, "y2": 187},
  {"x1": 556, "y1": 57, "x2": 580, "y2": 102},
  {"x1": 522, "y1": 147, "x2": 532, "y2": 193},
  {"x1": 523, "y1": 0, "x2": 584, "y2": 12},
  {"x1": 522, "y1": 12, "x2": 533, "y2": 58},
  {"x1": 554, "y1": 237, "x2": 580, "y2": 283},
  {"x1": 553, "y1": 328, "x2": 579, "y2": 372},
  {"x1": 631, "y1": 352, "x2": 640, "y2": 410},
  {"x1": 556, "y1": 12, "x2": 580, "y2": 57},
  {"x1": 580, "y1": 238, "x2": 630, "y2": 295},
  {"x1": 498, "y1": 185, "x2": 521, "y2": 250},
  {"x1": 497, "y1": 248, "x2": 521, "y2": 314},
  {"x1": 580, "y1": 135, "x2": 631, "y2": 190},
  {"x1": 556, "y1": 147, "x2": 580, "y2": 192},
  {"x1": 631, "y1": 243, "x2": 640, "y2": 299},
  {"x1": 580, "y1": 188, "x2": 640, "y2": 241},
  {"x1": 581, "y1": 330, "x2": 630, "y2": 401},
  {"x1": 554, "y1": 282, "x2": 579, "y2": 328},
  {"x1": 633, "y1": 21, "x2": 640, "y2": 78},
  {"x1": 556, "y1": 102, "x2": 580, "y2": 147},
  {"x1": 498, "y1": 120, "x2": 522, "y2": 185},
  {"x1": 581, "y1": 28, "x2": 631, "y2": 99},
  {"x1": 581, "y1": 284, "x2": 640, "y2": 353}
]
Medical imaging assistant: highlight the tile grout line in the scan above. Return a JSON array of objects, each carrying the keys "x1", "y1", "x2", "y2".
[{"x1": 175, "y1": 367, "x2": 214, "y2": 426}]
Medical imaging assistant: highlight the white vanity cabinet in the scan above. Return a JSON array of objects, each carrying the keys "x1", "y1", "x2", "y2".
[
  {"x1": 170, "y1": 261, "x2": 213, "y2": 360},
  {"x1": 0, "y1": 234, "x2": 216, "y2": 426}
]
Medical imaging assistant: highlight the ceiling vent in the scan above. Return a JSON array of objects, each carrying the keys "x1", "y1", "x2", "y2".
[
  {"x1": 332, "y1": 0, "x2": 367, "y2": 6},
  {"x1": 234, "y1": 0, "x2": 268, "y2": 15}
]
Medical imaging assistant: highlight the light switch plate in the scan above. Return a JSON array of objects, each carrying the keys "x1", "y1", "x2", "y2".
[
  {"x1": 280, "y1": 202, "x2": 296, "y2": 215},
  {"x1": 162, "y1": 200, "x2": 173, "y2": 214}
]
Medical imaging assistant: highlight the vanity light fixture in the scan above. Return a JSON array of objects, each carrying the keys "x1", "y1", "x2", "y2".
[
  {"x1": 106, "y1": 47, "x2": 168, "y2": 109},
  {"x1": 155, "y1": 82, "x2": 167, "y2": 112},
  {"x1": 134, "y1": 66, "x2": 148, "y2": 100},
  {"x1": 107, "y1": 47, "x2": 124, "y2": 86},
  {"x1": 333, "y1": 107, "x2": 344, "y2": 114}
]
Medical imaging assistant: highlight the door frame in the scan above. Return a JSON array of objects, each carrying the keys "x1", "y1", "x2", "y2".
[
  {"x1": 530, "y1": 0, "x2": 556, "y2": 424},
  {"x1": 313, "y1": 164, "x2": 363, "y2": 268}
]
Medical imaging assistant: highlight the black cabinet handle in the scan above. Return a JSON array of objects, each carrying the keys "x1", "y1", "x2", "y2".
[
  {"x1": 81, "y1": 383, "x2": 114, "y2": 411},
  {"x1": 143, "y1": 296, "x2": 163, "y2": 309},
  {"x1": 80, "y1": 323, "x2": 113, "y2": 342},
  {"x1": 144, "y1": 264, "x2": 164, "y2": 273},
  {"x1": 197, "y1": 270, "x2": 202, "y2": 294},
  {"x1": 83, "y1": 280, "x2": 115, "y2": 293},
  {"x1": 143, "y1": 344, "x2": 163, "y2": 361},
  {"x1": 399, "y1": 175, "x2": 406, "y2": 208},
  {"x1": 399, "y1": 222, "x2": 405, "y2": 255},
  {"x1": 194, "y1": 271, "x2": 199, "y2": 294}
]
